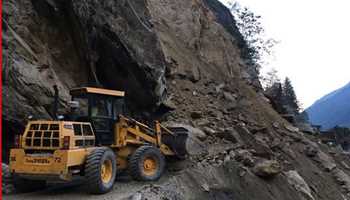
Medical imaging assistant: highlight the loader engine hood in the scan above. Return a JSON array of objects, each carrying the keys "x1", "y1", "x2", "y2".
[{"x1": 21, "y1": 121, "x2": 95, "y2": 150}]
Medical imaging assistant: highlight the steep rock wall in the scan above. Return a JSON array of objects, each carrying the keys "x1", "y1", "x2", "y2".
[{"x1": 2, "y1": 0, "x2": 252, "y2": 126}]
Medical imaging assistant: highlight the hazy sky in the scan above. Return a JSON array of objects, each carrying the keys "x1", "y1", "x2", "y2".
[{"x1": 220, "y1": 0, "x2": 350, "y2": 109}]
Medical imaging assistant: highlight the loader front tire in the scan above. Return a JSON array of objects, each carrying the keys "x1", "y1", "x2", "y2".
[
  {"x1": 129, "y1": 145, "x2": 165, "y2": 181},
  {"x1": 85, "y1": 148, "x2": 117, "y2": 194}
]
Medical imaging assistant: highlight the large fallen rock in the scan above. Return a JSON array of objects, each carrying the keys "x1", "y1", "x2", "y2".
[
  {"x1": 332, "y1": 168, "x2": 350, "y2": 193},
  {"x1": 167, "y1": 123, "x2": 207, "y2": 141},
  {"x1": 284, "y1": 125, "x2": 300, "y2": 133},
  {"x1": 285, "y1": 170, "x2": 315, "y2": 200},
  {"x1": 315, "y1": 151, "x2": 337, "y2": 172},
  {"x1": 165, "y1": 123, "x2": 208, "y2": 157},
  {"x1": 253, "y1": 160, "x2": 282, "y2": 178},
  {"x1": 234, "y1": 149, "x2": 255, "y2": 167},
  {"x1": 304, "y1": 145, "x2": 318, "y2": 158},
  {"x1": 296, "y1": 123, "x2": 316, "y2": 134}
]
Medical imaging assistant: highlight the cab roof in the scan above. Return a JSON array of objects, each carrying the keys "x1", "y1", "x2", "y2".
[{"x1": 70, "y1": 87, "x2": 125, "y2": 97}]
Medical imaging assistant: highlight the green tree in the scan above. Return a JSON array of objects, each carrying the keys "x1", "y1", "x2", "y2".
[
  {"x1": 230, "y1": 2, "x2": 278, "y2": 72},
  {"x1": 265, "y1": 82, "x2": 286, "y2": 114},
  {"x1": 263, "y1": 68, "x2": 286, "y2": 114},
  {"x1": 282, "y1": 77, "x2": 300, "y2": 114},
  {"x1": 261, "y1": 68, "x2": 280, "y2": 89}
]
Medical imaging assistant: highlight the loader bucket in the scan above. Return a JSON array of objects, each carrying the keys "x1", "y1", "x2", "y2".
[{"x1": 162, "y1": 127, "x2": 189, "y2": 159}]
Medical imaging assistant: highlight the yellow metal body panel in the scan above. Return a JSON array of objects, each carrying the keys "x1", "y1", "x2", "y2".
[
  {"x1": 21, "y1": 121, "x2": 94, "y2": 150},
  {"x1": 114, "y1": 116, "x2": 176, "y2": 156},
  {"x1": 9, "y1": 148, "x2": 95, "y2": 180},
  {"x1": 116, "y1": 146, "x2": 137, "y2": 170},
  {"x1": 70, "y1": 87, "x2": 125, "y2": 97}
]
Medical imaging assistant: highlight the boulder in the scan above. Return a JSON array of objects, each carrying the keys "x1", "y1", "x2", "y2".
[
  {"x1": 223, "y1": 92, "x2": 237, "y2": 102},
  {"x1": 285, "y1": 170, "x2": 315, "y2": 200},
  {"x1": 190, "y1": 111, "x2": 202, "y2": 119},
  {"x1": 316, "y1": 151, "x2": 337, "y2": 172},
  {"x1": 129, "y1": 193, "x2": 142, "y2": 200},
  {"x1": 161, "y1": 97, "x2": 177, "y2": 111},
  {"x1": 165, "y1": 123, "x2": 207, "y2": 156},
  {"x1": 285, "y1": 125, "x2": 299, "y2": 133},
  {"x1": 332, "y1": 168, "x2": 350, "y2": 193},
  {"x1": 226, "y1": 102, "x2": 238, "y2": 111},
  {"x1": 187, "y1": 125, "x2": 207, "y2": 141},
  {"x1": 215, "y1": 83, "x2": 225, "y2": 93},
  {"x1": 304, "y1": 146, "x2": 318, "y2": 158},
  {"x1": 196, "y1": 120, "x2": 210, "y2": 127},
  {"x1": 251, "y1": 136, "x2": 273, "y2": 159},
  {"x1": 202, "y1": 127, "x2": 216, "y2": 136},
  {"x1": 234, "y1": 150, "x2": 255, "y2": 167},
  {"x1": 272, "y1": 122, "x2": 280, "y2": 129},
  {"x1": 253, "y1": 160, "x2": 282, "y2": 178},
  {"x1": 215, "y1": 128, "x2": 241, "y2": 144},
  {"x1": 341, "y1": 161, "x2": 350, "y2": 170},
  {"x1": 296, "y1": 123, "x2": 315, "y2": 134},
  {"x1": 201, "y1": 183, "x2": 210, "y2": 192}
]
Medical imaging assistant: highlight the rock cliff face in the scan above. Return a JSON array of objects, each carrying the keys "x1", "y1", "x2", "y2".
[
  {"x1": 3, "y1": 0, "x2": 350, "y2": 200},
  {"x1": 3, "y1": 0, "x2": 256, "y2": 124}
]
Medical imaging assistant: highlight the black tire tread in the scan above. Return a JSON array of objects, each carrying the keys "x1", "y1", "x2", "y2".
[
  {"x1": 85, "y1": 147, "x2": 116, "y2": 194},
  {"x1": 2, "y1": 163, "x2": 12, "y2": 184},
  {"x1": 129, "y1": 145, "x2": 165, "y2": 181},
  {"x1": 2, "y1": 163, "x2": 15, "y2": 194}
]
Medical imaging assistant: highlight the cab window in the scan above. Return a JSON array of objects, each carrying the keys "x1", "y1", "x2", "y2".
[
  {"x1": 72, "y1": 97, "x2": 88, "y2": 117},
  {"x1": 113, "y1": 98, "x2": 124, "y2": 119},
  {"x1": 91, "y1": 98, "x2": 112, "y2": 117}
]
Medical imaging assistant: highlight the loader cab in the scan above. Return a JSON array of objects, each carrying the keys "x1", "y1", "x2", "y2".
[{"x1": 69, "y1": 87, "x2": 125, "y2": 145}]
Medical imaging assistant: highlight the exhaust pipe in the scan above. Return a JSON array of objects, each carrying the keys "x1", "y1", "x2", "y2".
[{"x1": 53, "y1": 85, "x2": 59, "y2": 119}]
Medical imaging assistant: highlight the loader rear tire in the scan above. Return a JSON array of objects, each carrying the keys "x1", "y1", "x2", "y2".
[
  {"x1": 2, "y1": 163, "x2": 15, "y2": 194},
  {"x1": 85, "y1": 147, "x2": 117, "y2": 194},
  {"x1": 129, "y1": 145, "x2": 165, "y2": 181}
]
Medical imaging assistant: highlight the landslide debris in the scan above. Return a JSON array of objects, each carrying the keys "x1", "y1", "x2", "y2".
[{"x1": 3, "y1": 0, "x2": 350, "y2": 200}]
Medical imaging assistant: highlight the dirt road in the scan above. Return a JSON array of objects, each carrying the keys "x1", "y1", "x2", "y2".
[{"x1": 4, "y1": 178, "x2": 152, "y2": 200}]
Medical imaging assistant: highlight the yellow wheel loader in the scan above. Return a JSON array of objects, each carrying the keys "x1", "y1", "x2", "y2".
[{"x1": 9, "y1": 87, "x2": 188, "y2": 194}]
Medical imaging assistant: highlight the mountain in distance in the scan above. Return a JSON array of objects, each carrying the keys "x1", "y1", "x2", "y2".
[{"x1": 306, "y1": 81, "x2": 350, "y2": 130}]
